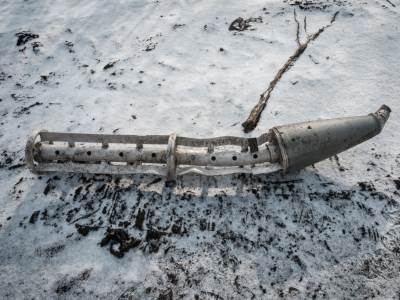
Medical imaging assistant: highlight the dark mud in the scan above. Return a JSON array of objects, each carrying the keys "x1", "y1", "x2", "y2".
[
  {"x1": 103, "y1": 60, "x2": 119, "y2": 70},
  {"x1": 13, "y1": 101, "x2": 43, "y2": 117},
  {"x1": 35, "y1": 243, "x2": 66, "y2": 258},
  {"x1": 100, "y1": 228, "x2": 141, "y2": 258},
  {"x1": 29, "y1": 210, "x2": 40, "y2": 224},
  {"x1": 229, "y1": 17, "x2": 263, "y2": 31},
  {"x1": 15, "y1": 31, "x2": 39, "y2": 46},
  {"x1": 286, "y1": 0, "x2": 350, "y2": 10},
  {"x1": 13, "y1": 160, "x2": 397, "y2": 298},
  {"x1": 55, "y1": 269, "x2": 92, "y2": 295},
  {"x1": 75, "y1": 224, "x2": 100, "y2": 236},
  {"x1": 0, "y1": 150, "x2": 24, "y2": 170},
  {"x1": 0, "y1": 71, "x2": 12, "y2": 82},
  {"x1": 64, "y1": 41, "x2": 75, "y2": 53}
]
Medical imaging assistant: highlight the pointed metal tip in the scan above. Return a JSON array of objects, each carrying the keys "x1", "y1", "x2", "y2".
[
  {"x1": 372, "y1": 104, "x2": 391, "y2": 131},
  {"x1": 379, "y1": 104, "x2": 391, "y2": 113},
  {"x1": 271, "y1": 104, "x2": 392, "y2": 173}
]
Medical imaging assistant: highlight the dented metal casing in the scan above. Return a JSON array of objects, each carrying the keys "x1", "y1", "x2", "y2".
[
  {"x1": 25, "y1": 105, "x2": 390, "y2": 180},
  {"x1": 270, "y1": 105, "x2": 391, "y2": 172}
]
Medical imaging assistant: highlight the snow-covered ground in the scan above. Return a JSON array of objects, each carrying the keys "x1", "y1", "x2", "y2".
[{"x1": 0, "y1": 0, "x2": 399, "y2": 299}]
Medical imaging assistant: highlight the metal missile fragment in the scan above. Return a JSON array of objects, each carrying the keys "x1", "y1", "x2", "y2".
[
  {"x1": 25, "y1": 105, "x2": 390, "y2": 180},
  {"x1": 270, "y1": 104, "x2": 391, "y2": 173}
]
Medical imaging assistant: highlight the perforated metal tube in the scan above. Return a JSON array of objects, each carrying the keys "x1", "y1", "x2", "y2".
[
  {"x1": 27, "y1": 131, "x2": 281, "y2": 179},
  {"x1": 25, "y1": 105, "x2": 391, "y2": 180}
]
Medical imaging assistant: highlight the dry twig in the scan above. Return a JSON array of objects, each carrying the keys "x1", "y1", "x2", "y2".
[
  {"x1": 385, "y1": 0, "x2": 396, "y2": 7},
  {"x1": 241, "y1": 10, "x2": 339, "y2": 133}
]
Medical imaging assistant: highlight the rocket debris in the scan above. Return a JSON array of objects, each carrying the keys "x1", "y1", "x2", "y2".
[{"x1": 26, "y1": 105, "x2": 391, "y2": 181}]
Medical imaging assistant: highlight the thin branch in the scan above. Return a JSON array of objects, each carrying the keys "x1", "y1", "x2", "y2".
[
  {"x1": 294, "y1": 10, "x2": 301, "y2": 47},
  {"x1": 308, "y1": 11, "x2": 338, "y2": 42},
  {"x1": 385, "y1": 0, "x2": 396, "y2": 7},
  {"x1": 241, "y1": 11, "x2": 339, "y2": 133},
  {"x1": 303, "y1": 16, "x2": 308, "y2": 36}
]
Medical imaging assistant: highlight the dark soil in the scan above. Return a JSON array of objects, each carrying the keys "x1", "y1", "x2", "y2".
[
  {"x1": 55, "y1": 269, "x2": 92, "y2": 294},
  {"x1": 29, "y1": 210, "x2": 40, "y2": 224},
  {"x1": 229, "y1": 17, "x2": 262, "y2": 31},
  {"x1": 103, "y1": 60, "x2": 119, "y2": 70},
  {"x1": 75, "y1": 224, "x2": 100, "y2": 236},
  {"x1": 286, "y1": 0, "x2": 350, "y2": 10},
  {"x1": 100, "y1": 228, "x2": 141, "y2": 258},
  {"x1": 13, "y1": 101, "x2": 43, "y2": 117},
  {"x1": 15, "y1": 31, "x2": 39, "y2": 46}
]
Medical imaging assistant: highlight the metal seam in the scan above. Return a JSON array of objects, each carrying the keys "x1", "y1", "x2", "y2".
[
  {"x1": 270, "y1": 127, "x2": 289, "y2": 173},
  {"x1": 166, "y1": 133, "x2": 178, "y2": 181}
]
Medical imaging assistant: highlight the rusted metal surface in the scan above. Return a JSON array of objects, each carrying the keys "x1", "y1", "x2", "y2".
[{"x1": 25, "y1": 105, "x2": 390, "y2": 179}]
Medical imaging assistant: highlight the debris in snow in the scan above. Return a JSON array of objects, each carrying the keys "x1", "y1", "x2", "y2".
[
  {"x1": 143, "y1": 34, "x2": 160, "y2": 52},
  {"x1": 103, "y1": 60, "x2": 119, "y2": 70},
  {"x1": 144, "y1": 42, "x2": 157, "y2": 51},
  {"x1": 64, "y1": 41, "x2": 74, "y2": 53},
  {"x1": 35, "y1": 72, "x2": 57, "y2": 85},
  {"x1": 134, "y1": 209, "x2": 146, "y2": 230},
  {"x1": 13, "y1": 101, "x2": 43, "y2": 117},
  {"x1": 75, "y1": 224, "x2": 100, "y2": 236},
  {"x1": 8, "y1": 163, "x2": 25, "y2": 170},
  {"x1": 229, "y1": 17, "x2": 262, "y2": 31},
  {"x1": 158, "y1": 289, "x2": 173, "y2": 300},
  {"x1": 145, "y1": 177, "x2": 162, "y2": 187},
  {"x1": 393, "y1": 179, "x2": 400, "y2": 190},
  {"x1": 100, "y1": 228, "x2": 141, "y2": 258},
  {"x1": 35, "y1": 243, "x2": 65, "y2": 258},
  {"x1": 43, "y1": 177, "x2": 60, "y2": 195},
  {"x1": 31, "y1": 41, "x2": 42, "y2": 54},
  {"x1": 29, "y1": 211, "x2": 40, "y2": 224},
  {"x1": 55, "y1": 269, "x2": 92, "y2": 294},
  {"x1": 292, "y1": 254, "x2": 307, "y2": 270},
  {"x1": 0, "y1": 150, "x2": 19, "y2": 169},
  {"x1": 0, "y1": 72, "x2": 12, "y2": 81},
  {"x1": 15, "y1": 31, "x2": 39, "y2": 46},
  {"x1": 107, "y1": 82, "x2": 117, "y2": 90},
  {"x1": 287, "y1": 0, "x2": 350, "y2": 10},
  {"x1": 145, "y1": 228, "x2": 166, "y2": 241},
  {"x1": 172, "y1": 24, "x2": 185, "y2": 30}
]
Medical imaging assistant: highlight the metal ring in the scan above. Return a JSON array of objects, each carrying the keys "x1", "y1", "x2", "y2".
[
  {"x1": 25, "y1": 130, "x2": 47, "y2": 174},
  {"x1": 270, "y1": 128, "x2": 289, "y2": 173},
  {"x1": 166, "y1": 133, "x2": 177, "y2": 182}
]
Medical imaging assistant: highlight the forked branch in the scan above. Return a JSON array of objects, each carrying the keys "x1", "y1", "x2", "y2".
[{"x1": 241, "y1": 10, "x2": 339, "y2": 133}]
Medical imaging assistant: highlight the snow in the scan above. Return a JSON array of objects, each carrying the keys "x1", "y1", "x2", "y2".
[{"x1": 0, "y1": 0, "x2": 399, "y2": 299}]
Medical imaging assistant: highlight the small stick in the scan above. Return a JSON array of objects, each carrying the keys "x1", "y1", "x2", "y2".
[
  {"x1": 385, "y1": 0, "x2": 396, "y2": 7},
  {"x1": 294, "y1": 10, "x2": 301, "y2": 47},
  {"x1": 241, "y1": 11, "x2": 339, "y2": 133},
  {"x1": 303, "y1": 16, "x2": 308, "y2": 35}
]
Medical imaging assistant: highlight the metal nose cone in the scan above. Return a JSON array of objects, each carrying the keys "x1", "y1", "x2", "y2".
[{"x1": 270, "y1": 105, "x2": 391, "y2": 173}]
